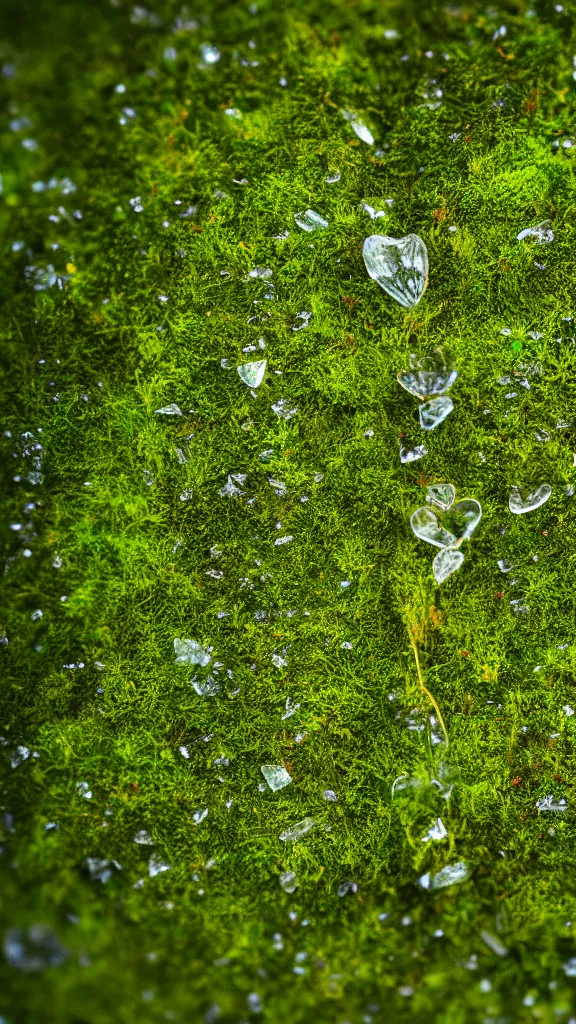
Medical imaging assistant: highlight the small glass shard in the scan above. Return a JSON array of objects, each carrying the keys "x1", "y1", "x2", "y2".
[
  {"x1": 363, "y1": 234, "x2": 428, "y2": 308},
  {"x1": 325, "y1": 170, "x2": 341, "y2": 183},
  {"x1": 134, "y1": 830, "x2": 153, "y2": 845},
  {"x1": 341, "y1": 109, "x2": 374, "y2": 145},
  {"x1": 148, "y1": 854, "x2": 170, "y2": 878},
  {"x1": 433, "y1": 547, "x2": 464, "y2": 584},
  {"x1": 281, "y1": 697, "x2": 300, "y2": 720},
  {"x1": 279, "y1": 818, "x2": 314, "y2": 842},
  {"x1": 445, "y1": 499, "x2": 482, "y2": 546},
  {"x1": 192, "y1": 675, "x2": 220, "y2": 696},
  {"x1": 397, "y1": 353, "x2": 457, "y2": 399},
  {"x1": 279, "y1": 870, "x2": 298, "y2": 893},
  {"x1": 421, "y1": 817, "x2": 448, "y2": 842},
  {"x1": 419, "y1": 395, "x2": 454, "y2": 431},
  {"x1": 3, "y1": 925, "x2": 69, "y2": 972},
  {"x1": 261, "y1": 764, "x2": 292, "y2": 791},
  {"x1": 294, "y1": 210, "x2": 328, "y2": 232},
  {"x1": 535, "y1": 794, "x2": 567, "y2": 812},
  {"x1": 237, "y1": 360, "x2": 266, "y2": 387},
  {"x1": 322, "y1": 789, "x2": 338, "y2": 802},
  {"x1": 419, "y1": 861, "x2": 468, "y2": 890},
  {"x1": 337, "y1": 880, "x2": 358, "y2": 896},
  {"x1": 174, "y1": 639, "x2": 211, "y2": 667},
  {"x1": 400, "y1": 442, "x2": 427, "y2": 464},
  {"x1": 360, "y1": 201, "x2": 387, "y2": 220},
  {"x1": 155, "y1": 404, "x2": 182, "y2": 416},
  {"x1": 411, "y1": 507, "x2": 457, "y2": 549},
  {"x1": 517, "y1": 220, "x2": 554, "y2": 244},
  {"x1": 427, "y1": 484, "x2": 455, "y2": 510},
  {"x1": 509, "y1": 484, "x2": 552, "y2": 514}
]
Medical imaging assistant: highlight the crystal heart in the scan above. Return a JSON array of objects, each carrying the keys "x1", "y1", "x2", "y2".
[
  {"x1": 363, "y1": 233, "x2": 428, "y2": 308},
  {"x1": 509, "y1": 484, "x2": 552, "y2": 514},
  {"x1": 411, "y1": 499, "x2": 482, "y2": 549},
  {"x1": 419, "y1": 395, "x2": 454, "y2": 431}
]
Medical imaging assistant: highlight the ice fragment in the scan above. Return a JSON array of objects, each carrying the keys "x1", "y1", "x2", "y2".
[
  {"x1": 174, "y1": 639, "x2": 211, "y2": 667},
  {"x1": 421, "y1": 817, "x2": 448, "y2": 842},
  {"x1": 341, "y1": 109, "x2": 374, "y2": 145},
  {"x1": 419, "y1": 861, "x2": 468, "y2": 890},
  {"x1": 155, "y1": 404, "x2": 182, "y2": 416},
  {"x1": 261, "y1": 765, "x2": 292, "y2": 791},
  {"x1": 517, "y1": 220, "x2": 554, "y2": 244},
  {"x1": 397, "y1": 353, "x2": 457, "y2": 398},
  {"x1": 279, "y1": 818, "x2": 314, "y2": 842},
  {"x1": 400, "y1": 443, "x2": 427, "y2": 464},
  {"x1": 535, "y1": 795, "x2": 567, "y2": 812},
  {"x1": 363, "y1": 234, "x2": 428, "y2": 308}
]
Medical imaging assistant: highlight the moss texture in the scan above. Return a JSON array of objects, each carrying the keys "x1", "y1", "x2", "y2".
[{"x1": 2, "y1": 0, "x2": 576, "y2": 1020}]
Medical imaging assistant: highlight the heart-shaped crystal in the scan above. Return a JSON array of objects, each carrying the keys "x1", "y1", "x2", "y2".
[
  {"x1": 237, "y1": 360, "x2": 267, "y2": 387},
  {"x1": 398, "y1": 352, "x2": 457, "y2": 398},
  {"x1": 509, "y1": 484, "x2": 552, "y2": 514},
  {"x1": 419, "y1": 395, "x2": 454, "y2": 431},
  {"x1": 427, "y1": 484, "x2": 455, "y2": 510},
  {"x1": 411, "y1": 499, "x2": 482, "y2": 549},
  {"x1": 363, "y1": 234, "x2": 428, "y2": 308},
  {"x1": 433, "y1": 548, "x2": 464, "y2": 584}
]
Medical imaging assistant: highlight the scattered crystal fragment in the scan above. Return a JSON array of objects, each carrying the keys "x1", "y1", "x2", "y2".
[
  {"x1": 480, "y1": 930, "x2": 508, "y2": 957},
  {"x1": 134, "y1": 830, "x2": 153, "y2": 845},
  {"x1": 325, "y1": 171, "x2": 341, "y2": 183},
  {"x1": 400, "y1": 443, "x2": 427, "y2": 464},
  {"x1": 433, "y1": 548, "x2": 464, "y2": 584},
  {"x1": 192, "y1": 808, "x2": 208, "y2": 824},
  {"x1": 397, "y1": 353, "x2": 457, "y2": 398},
  {"x1": 509, "y1": 484, "x2": 552, "y2": 514},
  {"x1": 419, "y1": 396, "x2": 454, "y2": 431},
  {"x1": 274, "y1": 535, "x2": 293, "y2": 546},
  {"x1": 341, "y1": 109, "x2": 374, "y2": 145},
  {"x1": 281, "y1": 697, "x2": 300, "y2": 720},
  {"x1": 192, "y1": 675, "x2": 220, "y2": 696},
  {"x1": 279, "y1": 818, "x2": 314, "y2": 842},
  {"x1": 498, "y1": 559, "x2": 514, "y2": 572},
  {"x1": 360, "y1": 201, "x2": 387, "y2": 219},
  {"x1": 261, "y1": 765, "x2": 292, "y2": 791},
  {"x1": 322, "y1": 789, "x2": 338, "y2": 802},
  {"x1": 3, "y1": 926, "x2": 68, "y2": 972},
  {"x1": 148, "y1": 854, "x2": 170, "y2": 878},
  {"x1": 237, "y1": 360, "x2": 266, "y2": 387},
  {"x1": 155, "y1": 404, "x2": 182, "y2": 416},
  {"x1": 419, "y1": 861, "x2": 468, "y2": 890},
  {"x1": 219, "y1": 475, "x2": 245, "y2": 497},
  {"x1": 279, "y1": 870, "x2": 297, "y2": 893},
  {"x1": 272, "y1": 399, "x2": 297, "y2": 419},
  {"x1": 363, "y1": 234, "x2": 428, "y2": 308},
  {"x1": 247, "y1": 994, "x2": 262, "y2": 1014},
  {"x1": 200, "y1": 44, "x2": 220, "y2": 64},
  {"x1": 410, "y1": 507, "x2": 457, "y2": 549},
  {"x1": 77, "y1": 781, "x2": 92, "y2": 799},
  {"x1": 427, "y1": 484, "x2": 455, "y2": 510},
  {"x1": 337, "y1": 880, "x2": 358, "y2": 896},
  {"x1": 535, "y1": 795, "x2": 567, "y2": 812},
  {"x1": 294, "y1": 210, "x2": 328, "y2": 232},
  {"x1": 421, "y1": 818, "x2": 448, "y2": 842},
  {"x1": 517, "y1": 220, "x2": 554, "y2": 244},
  {"x1": 86, "y1": 857, "x2": 112, "y2": 883},
  {"x1": 174, "y1": 639, "x2": 211, "y2": 667}
]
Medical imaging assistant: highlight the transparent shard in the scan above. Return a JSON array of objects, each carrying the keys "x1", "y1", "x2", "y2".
[
  {"x1": 419, "y1": 861, "x2": 468, "y2": 890},
  {"x1": 400, "y1": 442, "x2": 427, "y2": 464},
  {"x1": 397, "y1": 353, "x2": 457, "y2": 399},
  {"x1": 509, "y1": 484, "x2": 552, "y2": 514},
  {"x1": 337, "y1": 880, "x2": 358, "y2": 896},
  {"x1": 392, "y1": 775, "x2": 423, "y2": 798},
  {"x1": 497, "y1": 559, "x2": 514, "y2": 573},
  {"x1": 341, "y1": 109, "x2": 374, "y2": 145},
  {"x1": 360, "y1": 201, "x2": 387, "y2": 220},
  {"x1": 419, "y1": 395, "x2": 454, "y2": 431},
  {"x1": 294, "y1": 210, "x2": 328, "y2": 232},
  {"x1": 192, "y1": 808, "x2": 208, "y2": 824},
  {"x1": 174, "y1": 639, "x2": 211, "y2": 667},
  {"x1": 148, "y1": 854, "x2": 170, "y2": 877},
  {"x1": 363, "y1": 234, "x2": 428, "y2": 308},
  {"x1": 219, "y1": 474, "x2": 246, "y2": 497},
  {"x1": 517, "y1": 220, "x2": 554, "y2": 244},
  {"x1": 272, "y1": 399, "x2": 298, "y2": 420},
  {"x1": 480, "y1": 930, "x2": 508, "y2": 957},
  {"x1": 427, "y1": 484, "x2": 455, "y2": 511},
  {"x1": 325, "y1": 171, "x2": 341, "y2": 183},
  {"x1": 134, "y1": 830, "x2": 153, "y2": 845},
  {"x1": 281, "y1": 697, "x2": 300, "y2": 720},
  {"x1": 535, "y1": 794, "x2": 567, "y2": 812},
  {"x1": 261, "y1": 764, "x2": 292, "y2": 791},
  {"x1": 3, "y1": 925, "x2": 68, "y2": 972},
  {"x1": 421, "y1": 817, "x2": 448, "y2": 842},
  {"x1": 86, "y1": 857, "x2": 112, "y2": 883},
  {"x1": 279, "y1": 870, "x2": 298, "y2": 893},
  {"x1": 433, "y1": 548, "x2": 464, "y2": 584},
  {"x1": 237, "y1": 360, "x2": 266, "y2": 387},
  {"x1": 322, "y1": 789, "x2": 338, "y2": 802},
  {"x1": 411, "y1": 507, "x2": 457, "y2": 549},
  {"x1": 192, "y1": 675, "x2": 220, "y2": 696},
  {"x1": 200, "y1": 43, "x2": 220, "y2": 64},
  {"x1": 155, "y1": 404, "x2": 182, "y2": 416},
  {"x1": 279, "y1": 818, "x2": 314, "y2": 842}
]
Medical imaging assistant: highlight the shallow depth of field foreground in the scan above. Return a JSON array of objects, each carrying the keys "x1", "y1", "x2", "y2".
[{"x1": 2, "y1": 0, "x2": 576, "y2": 1021}]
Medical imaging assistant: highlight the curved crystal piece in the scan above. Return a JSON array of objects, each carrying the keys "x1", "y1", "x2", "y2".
[
  {"x1": 261, "y1": 765, "x2": 292, "y2": 791},
  {"x1": 509, "y1": 484, "x2": 552, "y2": 514},
  {"x1": 279, "y1": 817, "x2": 314, "y2": 842},
  {"x1": 419, "y1": 395, "x2": 454, "y2": 430},
  {"x1": 426, "y1": 484, "x2": 455, "y2": 510},
  {"x1": 446, "y1": 499, "x2": 482, "y2": 546},
  {"x1": 397, "y1": 352, "x2": 457, "y2": 398},
  {"x1": 294, "y1": 210, "x2": 328, "y2": 232},
  {"x1": 410, "y1": 507, "x2": 457, "y2": 549},
  {"x1": 363, "y1": 233, "x2": 428, "y2": 308},
  {"x1": 516, "y1": 219, "x2": 554, "y2": 244},
  {"x1": 433, "y1": 547, "x2": 464, "y2": 584},
  {"x1": 237, "y1": 360, "x2": 267, "y2": 387}
]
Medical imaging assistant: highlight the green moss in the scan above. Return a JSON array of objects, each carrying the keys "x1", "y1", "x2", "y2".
[{"x1": 1, "y1": 0, "x2": 576, "y2": 1020}]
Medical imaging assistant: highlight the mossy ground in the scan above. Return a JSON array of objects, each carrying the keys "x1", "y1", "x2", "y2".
[{"x1": 2, "y1": 0, "x2": 576, "y2": 1021}]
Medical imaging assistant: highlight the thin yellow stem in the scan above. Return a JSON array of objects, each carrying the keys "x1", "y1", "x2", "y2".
[{"x1": 409, "y1": 635, "x2": 449, "y2": 748}]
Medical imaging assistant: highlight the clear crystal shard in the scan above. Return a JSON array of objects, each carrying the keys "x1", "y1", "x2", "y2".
[
  {"x1": 400, "y1": 442, "x2": 427, "y2": 464},
  {"x1": 433, "y1": 547, "x2": 464, "y2": 584},
  {"x1": 427, "y1": 484, "x2": 455, "y2": 510},
  {"x1": 237, "y1": 360, "x2": 266, "y2": 387},
  {"x1": 3, "y1": 925, "x2": 69, "y2": 972},
  {"x1": 509, "y1": 484, "x2": 552, "y2": 514},
  {"x1": 419, "y1": 395, "x2": 454, "y2": 430},
  {"x1": 517, "y1": 219, "x2": 554, "y2": 244},
  {"x1": 294, "y1": 210, "x2": 328, "y2": 232},
  {"x1": 397, "y1": 353, "x2": 457, "y2": 398},
  {"x1": 340, "y1": 109, "x2": 374, "y2": 145},
  {"x1": 261, "y1": 764, "x2": 292, "y2": 791},
  {"x1": 421, "y1": 817, "x2": 448, "y2": 842},
  {"x1": 410, "y1": 507, "x2": 457, "y2": 549},
  {"x1": 155, "y1": 403, "x2": 183, "y2": 416},
  {"x1": 446, "y1": 499, "x2": 482, "y2": 545},
  {"x1": 174, "y1": 639, "x2": 211, "y2": 666},
  {"x1": 418, "y1": 861, "x2": 468, "y2": 890},
  {"x1": 535, "y1": 794, "x2": 567, "y2": 812},
  {"x1": 279, "y1": 817, "x2": 314, "y2": 842},
  {"x1": 279, "y1": 870, "x2": 298, "y2": 893},
  {"x1": 363, "y1": 234, "x2": 428, "y2": 308}
]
